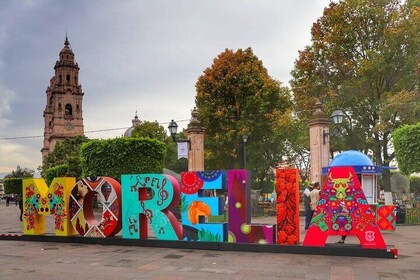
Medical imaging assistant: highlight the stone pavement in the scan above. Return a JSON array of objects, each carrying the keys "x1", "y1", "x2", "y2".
[{"x1": 0, "y1": 200, "x2": 419, "y2": 280}]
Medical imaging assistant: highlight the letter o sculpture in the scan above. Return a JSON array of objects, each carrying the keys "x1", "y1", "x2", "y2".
[{"x1": 70, "y1": 177, "x2": 121, "y2": 237}]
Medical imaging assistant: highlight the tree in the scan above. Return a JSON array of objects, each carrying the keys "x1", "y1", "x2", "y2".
[
  {"x1": 410, "y1": 175, "x2": 420, "y2": 197},
  {"x1": 4, "y1": 165, "x2": 33, "y2": 195},
  {"x1": 131, "y1": 121, "x2": 188, "y2": 173},
  {"x1": 3, "y1": 178, "x2": 22, "y2": 195},
  {"x1": 393, "y1": 123, "x2": 420, "y2": 174},
  {"x1": 196, "y1": 48, "x2": 293, "y2": 190},
  {"x1": 5, "y1": 165, "x2": 34, "y2": 178},
  {"x1": 390, "y1": 172, "x2": 410, "y2": 202},
  {"x1": 290, "y1": 0, "x2": 420, "y2": 192},
  {"x1": 43, "y1": 136, "x2": 90, "y2": 180},
  {"x1": 131, "y1": 121, "x2": 167, "y2": 142},
  {"x1": 283, "y1": 119, "x2": 311, "y2": 183}
]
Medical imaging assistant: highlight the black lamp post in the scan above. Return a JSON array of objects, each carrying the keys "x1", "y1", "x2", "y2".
[
  {"x1": 323, "y1": 110, "x2": 345, "y2": 144},
  {"x1": 243, "y1": 135, "x2": 248, "y2": 169},
  {"x1": 168, "y1": 120, "x2": 191, "y2": 149}
]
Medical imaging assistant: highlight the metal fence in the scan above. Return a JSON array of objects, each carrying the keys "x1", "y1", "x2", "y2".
[{"x1": 406, "y1": 208, "x2": 420, "y2": 224}]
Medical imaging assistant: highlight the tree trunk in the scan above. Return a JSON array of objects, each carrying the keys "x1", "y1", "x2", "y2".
[{"x1": 382, "y1": 169, "x2": 392, "y2": 192}]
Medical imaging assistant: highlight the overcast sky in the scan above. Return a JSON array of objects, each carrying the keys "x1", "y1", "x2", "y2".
[{"x1": 0, "y1": 0, "x2": 330, "y2": 176}]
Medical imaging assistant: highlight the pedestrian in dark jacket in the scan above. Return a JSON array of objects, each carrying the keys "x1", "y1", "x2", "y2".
[{"x1": 18, "y1": 196, "x2": 23, "y2": 221}]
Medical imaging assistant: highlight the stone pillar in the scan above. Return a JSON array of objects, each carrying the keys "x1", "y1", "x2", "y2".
[
  {"x1": 186, "y1": 107, "x2": 205, "y2": 171},
  {"x1": 309, "y1": 101, "x2": 330, "y2": 184}
]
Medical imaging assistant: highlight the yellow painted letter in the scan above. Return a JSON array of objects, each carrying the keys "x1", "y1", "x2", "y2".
[{"x1": 22, "y1": 178, "x2": 76, "y2": 236}]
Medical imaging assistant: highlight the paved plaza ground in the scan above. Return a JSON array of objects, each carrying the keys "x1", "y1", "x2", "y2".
[{"x1": 0, "y1": 200, "x2": 419, "y2": 280}]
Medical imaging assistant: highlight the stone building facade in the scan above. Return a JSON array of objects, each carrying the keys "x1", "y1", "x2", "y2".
[{"x1": 41, "y1": 36, "x2": 84, "y2": 164}]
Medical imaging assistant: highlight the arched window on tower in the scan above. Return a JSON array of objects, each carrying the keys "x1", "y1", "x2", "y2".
[
  {"x1": 66, "y1": 74, "x2": 70, "y2": 83},
  {"x1": 59, "y1": 75, "x2": 62, "y2": 84},
  {"x1": 75, "y1": 76, "x2": 77, "y2": 84},
  {"x1": 65, "y1": 104, "x2": 72, "y2": 117}
]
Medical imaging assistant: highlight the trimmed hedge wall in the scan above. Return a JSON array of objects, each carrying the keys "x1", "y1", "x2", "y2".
[
  {"x1": 44, "y1": 164, "x2": 69, "y2": 185},
  {"x1": 393, "y1": 123, "x2": 420, "y2": 174},
  {"x1": 80, "y1": 138, "x2": 166, "y2": 181},
  {"x1": 3, "y1": 178, "x2": 23, "y2": 195}
]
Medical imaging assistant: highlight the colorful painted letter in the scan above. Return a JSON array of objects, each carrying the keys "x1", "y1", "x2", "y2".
[
  {"x1": 121, "y1": 174, "x2": 183, "y2": 240},
  {"x1": 23, "y1": 177, "x2": 76, "y2": 236},
  {"x1": 69, "y1": 177, "x2": 122, "y2": 237},
  {"x1": 377, "y1": 205, "x2": 396, "y2": 231},
  {"x1": 303, "y1": 167, "x2": 386, "y2": 249},
  {"x1": 181, "y1": 170, "x2": 227, "y2": 242},
  {"x1": 275, "y1": 168, "x2": 299, "y2": 245},
  {"x1": 227, "y1": 170, "x2": 275, "y2": 244}
]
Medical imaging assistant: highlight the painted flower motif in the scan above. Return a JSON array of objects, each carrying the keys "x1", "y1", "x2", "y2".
[
  {"x1": 188, "y1": 201, "x2": 211, "y2": 224},
  {"x1": 277, "y1": 230, "x2": 287, "y2": 243},
  {"x1": 181, "y1": 172, "x2": 204, "y2": 194},
  {"x1": 275, "y1": 168, "x2": 299, "y2": 245},
  {"x1": 286, "y1": 234, "x2": 298, "y2": 244},
  {"x1": 276, "y1": 203, "x2": 286, "y2": 221}
]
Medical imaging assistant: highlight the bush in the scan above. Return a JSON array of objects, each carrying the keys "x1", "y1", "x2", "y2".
[
  {"x1": 3, "y1": 178, "x2": 22, "y2": 195},
  {"x1": 390, "y1": 172, "x2": 410, "y2": 194},
  {"x1": 80, "y1": 138, "x2": 166, "y2": 181},
  {"x1": 393, "y1": 123, "x2": 420, "y2": 174},
  {"x1": 44, "y1": 164, "x2": 70, "y2": 185}
]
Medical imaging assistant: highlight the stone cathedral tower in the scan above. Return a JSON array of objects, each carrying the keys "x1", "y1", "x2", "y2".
[{"x1": 41, "y1": 36, "x2": 85, "y2": 164}]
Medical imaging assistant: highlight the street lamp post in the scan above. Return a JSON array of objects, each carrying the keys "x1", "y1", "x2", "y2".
[
  {"x1": 243, "y1": 135, "x2": 248, "y2": 169},
  {"x1": 168, "y1": 120, "x2": 191, "y2": 149},
  {"x1": 322, "y1": 110, "x2": 345, "y2": 144}
]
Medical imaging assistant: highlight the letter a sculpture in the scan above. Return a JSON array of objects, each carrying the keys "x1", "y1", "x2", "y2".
[{"x1": 303, "y1": 167, "x2": 386, "y2": 249}]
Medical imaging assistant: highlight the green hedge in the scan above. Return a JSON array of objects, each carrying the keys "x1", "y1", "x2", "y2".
[
  {"x1": 80, "y1": 138, "x2": 166, "y2": 181},
  {"x1": 3, "y1": 178, "x2": 23, "y2": 195},
  {"x1": 393, "y1": 123, "x2": 420, "y2": 174},
  {"x1": 44, "y1": 164, "x2": 69, "y2": 185}
]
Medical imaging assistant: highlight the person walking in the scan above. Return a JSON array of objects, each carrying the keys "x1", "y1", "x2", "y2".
[
  {"x1": 309, "y1": 182, "x2": 321, "y2": 221},
  {"x1": 18, "y1": 195, "x2": 23, "y2": 221},
  {"x1": 6, "y1": 196, "x2": 10, "y2": 206},
  {"x1": 303, "y1": 182, "x2": 314, "y2": 230}
]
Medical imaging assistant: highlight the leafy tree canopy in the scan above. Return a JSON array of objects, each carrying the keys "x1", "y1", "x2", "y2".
[
  {"x1": 5, "y1": 165, "x2": 34, "y2": 178},
  {"x1": 131, "y1": 121, "x2": 188, "y2": 173},
  {"x1": 43, "y1": 135, "x2": 90, "y2": 180},
  {"x1": 196, "y1": 47, "x2": 293, "y2": 191},
  {"x1": 290, "y1": 0, "x2": 420, "y2": 191},
  {"x1": 131, "y1": 121, "x2": 167, "y2": 142}
]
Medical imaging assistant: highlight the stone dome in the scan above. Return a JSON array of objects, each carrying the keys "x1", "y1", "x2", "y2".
[
  {"x1": 123, "y1": 127, "x2": 135, "y2": 137},
  {"x1": 123, "y1": 111, "x2": 141, "y2": 137}
]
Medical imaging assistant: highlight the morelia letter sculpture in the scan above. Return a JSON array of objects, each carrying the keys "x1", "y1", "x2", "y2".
[{"x1": 303, "y1": 166, "x2": 386, "y2": 249}]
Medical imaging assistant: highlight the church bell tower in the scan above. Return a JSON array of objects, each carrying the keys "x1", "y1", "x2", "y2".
[{"x1": 41, "y1": 35, "x2": 85, "y2": 165}]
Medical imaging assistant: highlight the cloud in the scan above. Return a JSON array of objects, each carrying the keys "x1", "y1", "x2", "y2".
[
  {"x1": 0, "y1": 140, "x2": 40, "y2": 172},
  {"x1": 0, "y1": 84, "x2": 15, "y2": 130},
  {"x1": 0, "y1": 0, "x2": 331, "y2": 172}
]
